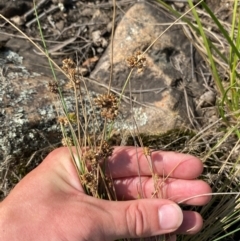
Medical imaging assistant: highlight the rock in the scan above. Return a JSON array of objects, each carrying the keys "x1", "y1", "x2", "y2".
[
  {"x1": 0, "y1": 35, "x2": 10, "y2": 49},
  {"x1": 0, "y1": 49, "x2": 103, "y2": 162},
  {"x1": 90, "y1": 2, "x2": 205, "y2": 134},
  {"x1": 5, "y1": 38, "x2": 63, "y2": 77},
  {"x1": 0, "y1": 50, "x2": 57, "y2": 161}
]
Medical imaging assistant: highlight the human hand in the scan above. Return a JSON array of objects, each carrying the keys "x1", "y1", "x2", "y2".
[{"x1": 0, "y1": 147, "x2": 211, "y2": 241}]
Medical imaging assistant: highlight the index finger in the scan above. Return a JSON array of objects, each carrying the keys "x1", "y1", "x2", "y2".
[{"x1": 107, "y1": 147, "x2": 203, "y2": 179}]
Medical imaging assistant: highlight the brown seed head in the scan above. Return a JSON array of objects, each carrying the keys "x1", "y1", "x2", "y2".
[
  {"x1": 48, "y1": 82, "x2": 58, "y2": 93},
  {"x1": 57, "y1": 116, "x2": 68, "y2": 126},
  {"x1": 62, "y1": 58, "x2": 76, "y2": 70},
  {"x1": 61, "y1": 137, "x2": 73, "y2": 146},
  {"x1": 62, "y1": 59, "x2": 80, "y2": 84},
  {"x1": 126, "y1": 51, "x2": 146, "y2": 71},
  {"x1": 96, "y1": 141, "x2": 113, "y2": 161},
  {"x1": 81, "y1": 172, "x2": 98, "y2": 195},
  {"x1": 57, "y1": 113, "x2": 77, "y2": 126},
  {"x1": 94, "y1": 93, "x2": 118, "y2": 120}
]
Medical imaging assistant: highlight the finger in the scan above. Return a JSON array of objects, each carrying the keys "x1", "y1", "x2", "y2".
[
  {"x1": 43, "y1": 147, "x2": 208, "y2": 205},
  {"x1": 108, "y1": 147, "x2": 203, "y2": 179},
  {"x1": 93, "y1": 198, "x2": 184, "y2": 240},
  {"x1": 114, "y1": 177, "x2": 211, "y2": 205},
  {"x1": 48, "y1": 146, "x2": 202, "y2": 180},
  {"x1": 175, "y1": 211, "x2": 203, "y2": 234},
  {"x1": 132, "y1": 211, "x2": 203, "y2": 240}
]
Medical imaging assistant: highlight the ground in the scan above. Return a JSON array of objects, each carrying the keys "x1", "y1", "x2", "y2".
[{"x1": 0, "y1": 0, "x2": 131, "y2": 76}]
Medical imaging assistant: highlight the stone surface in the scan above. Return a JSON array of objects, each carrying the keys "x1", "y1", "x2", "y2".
[
  {"x1": 0, "y1": 50, "x2": 59, "y2": 161},
  {"x1": 0, "y1": 50, "x2": 103, "y2": 161},
  {"x1": 90, "y1": 2, "x2": 205, "y2": 134},
  {"x1": 5, "y1": 38, "x2": 64, "y2": 77}
]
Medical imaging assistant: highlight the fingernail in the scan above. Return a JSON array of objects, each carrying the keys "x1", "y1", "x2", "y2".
[{"x1": 158, "y1": 204, "x2": 183, "y2": 231}]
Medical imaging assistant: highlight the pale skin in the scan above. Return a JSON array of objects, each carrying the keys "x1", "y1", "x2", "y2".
[{"x1": 0, "y1": 147, "x2": 211, "y2": 241}]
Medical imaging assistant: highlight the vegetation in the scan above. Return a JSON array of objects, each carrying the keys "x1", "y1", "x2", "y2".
[{"x1": 1, "y1": 0, "x2": 240, "y2": 240}]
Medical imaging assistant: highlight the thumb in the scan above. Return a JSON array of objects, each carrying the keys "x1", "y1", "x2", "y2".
[{"x1": 98, "y1": 199, "x2": 183, "y2": 240}]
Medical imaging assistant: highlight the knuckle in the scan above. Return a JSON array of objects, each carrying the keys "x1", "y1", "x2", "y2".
[
  {"x1": 49, "y1": 146, "x2": 67, "y2": 156},
  {"x1": 46, "y1": 147, "x2": 69, "y2": 162},
  {"x1": 126, "y1": 202, "x2": 148, "y2": 237}
]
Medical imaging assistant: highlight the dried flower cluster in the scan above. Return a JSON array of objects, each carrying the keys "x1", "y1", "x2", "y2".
[
  {"x1": 58, "y1": 116, "x2": 68, "y2": 126},
  {"x1": 94, "y1": 93, "x2": 118, "y2": 120},
  {"x1": 80, "y1": 140, "x2": 113, "y2": 196},
  {"x1": 61, "y1": 137, "x2": 73, "y2": 146},
  {"x1": 62, "y1": 58, "x2": 80, "y2": 84},
  {"x1": 62, "y1": 58, "x2": 76, "y2": 70},
  {"x1": 57, "y1": 113, "x2": 77, "y2": 126},
  {"x1": 126, "y1": 51, "x2": 146, "y2": 72},
  {"x1": 48, "y1": 82, "x2": 58, "y2": 93},
  {"x1": 81, "y1": 172, "x2": 97, "y2": 195},
  {"x1": 84, "y1": 140, "x2": 113, "y2": 167},
  {"x1": 98, "y1": 140, "x2": 114, "y2": 159}
]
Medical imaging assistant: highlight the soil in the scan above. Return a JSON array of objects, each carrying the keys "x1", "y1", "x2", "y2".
[
  {"x1": 0, "y1": 0, "x2": 134, "y2": 77},
  {"x1": 0, "y1": 0, "x2": 230, "y2": 76}
]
